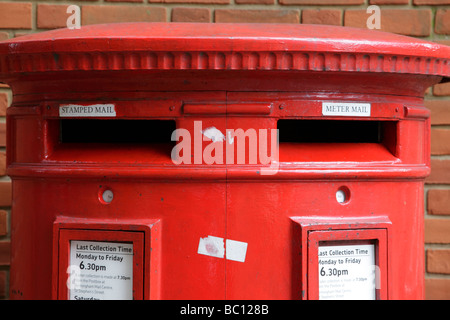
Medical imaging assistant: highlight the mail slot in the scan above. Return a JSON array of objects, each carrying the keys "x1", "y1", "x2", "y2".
[{"x1": 0, "y1": 22, "x2": 449, "y2": 300}]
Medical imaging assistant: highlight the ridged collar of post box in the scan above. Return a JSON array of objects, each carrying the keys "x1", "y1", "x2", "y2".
[{"x1": 0, "y1": 22, "x2": 449, "y2": 79}]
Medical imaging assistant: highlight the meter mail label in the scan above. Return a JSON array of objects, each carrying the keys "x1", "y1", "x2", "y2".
[
  {"x1": 322, "y1": 102, "x2": 371, "y2": 117},
  {"x1": 68, "y1": 240, "x2": 133, "y2": 300},
  {"x1": 59, "y1": 104, "x2": 116, "y2": 117},
  {"x1": 318, "y1": 244, "x2": 376, "y2": 300}
]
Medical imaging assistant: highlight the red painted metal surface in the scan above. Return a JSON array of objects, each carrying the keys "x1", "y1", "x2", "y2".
[{"x1": 0, "y1": 23, "x2": 449, "y2": 300}]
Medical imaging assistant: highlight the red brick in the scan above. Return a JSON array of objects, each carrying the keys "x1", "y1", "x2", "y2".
[
  {"x1": 0, "y1": 241, "x2": 9, "y2": 266},
  {"x1": 426, "y1": 278, "x2": 450, "y2": 300},
  {"x1": 14, "y1": 32, "x2": 32, "y2": 38},
  {"x1": 0, "y1": 33, "x2": 8, "y2": 42},
  {"x1": 236, "y1": 0, "x2": 274, "y2": 4},
  {"x1": 302, "y1": 9, "x2": 341, "y2": 26},
  {"x1": 425, "y1": 218, "x2": 450, "y2": 243},
  {"x1": 0, "y1": 152, "x2": 5, "y2": 177},
  {"x1": 0, "y1": 210, "x2": 6, "y2": 237},
  {"x1": 427, "y1": 159, "x2": 450, "y2": 184},
  {"x1": 434, "y1": 39, "x2": 450, "y2": 46},
  {"x1": 215, "y1": 9, "x2": 299, "y2": 23},
  {"x1": 0, "y1": 93, "x2": 7, "y2": 117},
  {"x1": 431, "y1": 129, "x2": 450, "y2": 155},
  {"x1": 435, "y1": 9, "x2": 450, "y2": 35},
  {"x1": 427, "y1": 249, "x2": 450, "y2": 274},
  {"x1": 0, "y1": 123, "x2": 5, "y2": 148},
  {"x1": 280, "y1": 0, "x2": 362, "y2": 4},
  {"x1": 82, "y1": 5, "x2": 166, "y2": 25},
  {"x1": 0, "y1": 182, "x2": 11, "y2": 207},
  {"x1": 344, "y1": 9, "x2": 431, "y2": 37},
  {"x1": 426, "y1": 100, "x2": 450, "y2": 125},
  {"x1": 172, "y1": 8, "x2": 210, "y2": 22},
  {"x1": 37, "y1": 4, "x2": 71, "y2": 29},
  {"x1": 433, "y1": 83, "x2": 450, "y2": 96},
  {"x1": 415, "y1": 0, "x2": 450, "y2": 4},
  {"x1": 0, "y1": 2, "x2": 32, "y2": 29},
  {"x1": 106, "y1": 0, "x2": 143, "y2": 2},
  {"x1": 152, "y1": 0, "x2": 228, "y2": 3},
  {"x1": 370, "y1": 0, "x2": 408, "y2": 3},
  {"x1": 428, "y1": 189, "x2": 450, "y2": 215}
]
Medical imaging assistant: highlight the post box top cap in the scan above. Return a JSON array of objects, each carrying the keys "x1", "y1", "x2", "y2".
[{"x1": 0, "y1": 22, "x2": 449, "y2": 80}]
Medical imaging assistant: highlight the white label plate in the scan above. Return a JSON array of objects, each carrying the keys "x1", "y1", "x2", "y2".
[
  {"x1": 322, "y1": 102, "x2": 371, "y2": 117},
  {"x1": 318, "y1": 243, "x2": 376, "y2": 300},
  {"x1": 59, "y1": 104, "x2": 116, "y2": 117},
  {"x1": 68, "y1": 240, "x2": 133, "y2": 300}
]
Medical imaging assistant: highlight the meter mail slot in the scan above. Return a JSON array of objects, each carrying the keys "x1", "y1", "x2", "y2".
[{"x1": 0, "y1": 23, "x2": 449, "y2": 299}]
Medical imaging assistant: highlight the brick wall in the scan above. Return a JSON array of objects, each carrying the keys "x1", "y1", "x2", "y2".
[{"x1": 0, "y1": 0, "x2": 449, "y2": 300}]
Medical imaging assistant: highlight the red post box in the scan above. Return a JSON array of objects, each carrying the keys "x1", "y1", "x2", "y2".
[{"x1": 0, "y1": 23, "x2": 449, "y2": 300}]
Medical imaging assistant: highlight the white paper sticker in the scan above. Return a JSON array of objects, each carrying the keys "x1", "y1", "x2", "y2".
[
  {"x1": 59, "y1": 104, "x2": 116, "y2": 117},
  {"x1": 225, "y1": 239, "x2": 248, "y2": 263},
  {"x1": 197, "y1": 235, "x2": 248, "y2": 262},
  {"x1": 197, "y1": 235, "x2": 225, "y2": 259},
  {"x1": 68, "y1": 240, "x2": 133, "y2": 300},
  {"x1": 318, "y1": 244, "x2": 376, "y2": 300},
  {"x1": 322, "y1": 102, "x2": 371, "y2": 117}
]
